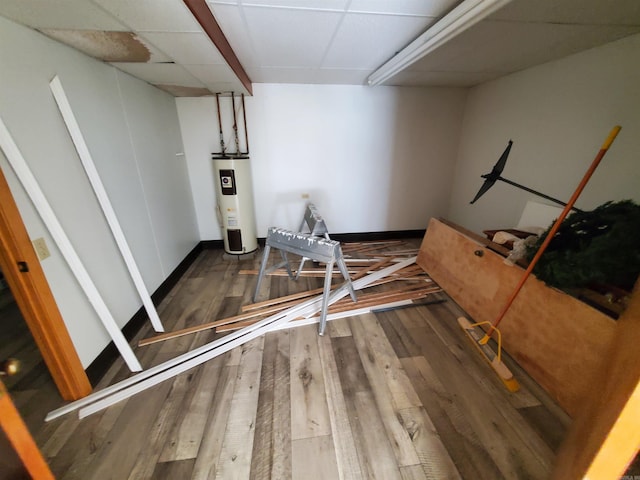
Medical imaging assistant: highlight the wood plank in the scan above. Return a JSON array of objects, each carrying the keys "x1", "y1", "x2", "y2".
[
  {"x1": 326, "y1": 317, "x2": 352, "y2": 338},
  {"x1": 400, "y1": 464, "x2": 428, "y2": 480},
  {"x1": 332, "y1": 335, "x2": 400, "y2": 479},
  {"x1": 190, "y1": 364, "x2": 238, "y2": 480},
  {"x1": 396, "y1": 406, "x2": 461, "y2": 479},
  {"x1": 54, "y1": 397, "x2": 129, "y2": 479},
  {"x1": 76, "y1": 380, "x2": 174, "y2": 479},
  {"x1": 400, "y1": 356, "x2": 504, "y2": 480},
  {"x1": 352, "y1": 391, "x2": 404, "y2": 480},
  {"x1": 349, "y1": 316, "x2": 422, "y2": 467},
  {"x1": 552, "y1": 279, "x2": 640, "y2": 480},
  {"x1": 417, "y1": 218, "x2": 616, "y2": 416},
  {"x1": 249, "y1": 332, "x2": 277, "y2": 480},
  {"x1": 125, "y1": 363, "x2": 196, "y2": 479},
  {"x1": 376, "y1": 311, "x2": 422, "y2": 358},
  {"x1": 417, "y1": 305, "x2": 541, "y2": 409},
  {"x1": 416, "y1": 304, "x2": 558, "y2": 468},
  {"x1": 317, "y1": 334, "x2": 363, "y2": 480},
  {"x1": 158, "y1": 355, "x2": 225, "y2": 461},
  {"x1": 518, "y1": 405, "x2": 566, "y2": 453},
  {"x1": 290, "y1": 325, "x2": 332, "y2": 440},
  {"x1": 271, "y1": 330, "x2": 293, "y2": 479},
  {"x1": 151, "y1": 459, "x2": 195, "y2": 479},
  {"x1": 291, "y1": 435, "x2": 340, "y2": 480},
  {"x1": 214, "y1": 336, "x2": 264, "y2": 480},
  {"x1": 408, "y1": 324, "x2": 551, "y2": 479},
  {"x1": 350, "y1": 314, "x2": 422, "y2": 411}
]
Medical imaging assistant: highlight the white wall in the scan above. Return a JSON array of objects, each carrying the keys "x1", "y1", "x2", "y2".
[
  {"x1": 448, "y1": 33, "x2": 640, "y2": 233},
  {"x1": 0, "y1": 17, "x2": 199, "y2": 366},
  {"x1": 177, "y1": 84, "x2": 468, "y2": 239}
]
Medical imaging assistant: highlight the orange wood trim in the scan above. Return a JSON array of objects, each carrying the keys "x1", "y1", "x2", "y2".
[
  {"x1": 552, "y1": 278, "x2": 640, "y2": 480},
  {"x1": 0, "y1": 167, "x2": 91, "y2": 400},
  {"x1": 0, "y1": 380, "x2": 55, "y2": 479},
  {"x1": 183, "y1": 0, "x2": 253, "y2": 95}
]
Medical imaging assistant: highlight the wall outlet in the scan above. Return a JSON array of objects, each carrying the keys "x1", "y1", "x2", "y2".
[
  {"x1": 32, "y1": 237, "x2": 51, "y2": 260},
  {"x1": 301, "y1": 193, "x2": 310, "y2": 199}
]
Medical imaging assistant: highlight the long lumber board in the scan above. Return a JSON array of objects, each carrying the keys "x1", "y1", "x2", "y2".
[
  {"x1": 417, "y1": 218, "x2": 616, "y2": 417},
  {"x1": 46, "y1": 257, "x2": 417, "y2": 421}
]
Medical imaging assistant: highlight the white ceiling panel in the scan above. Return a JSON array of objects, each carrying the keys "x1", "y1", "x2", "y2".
[
  {"x1": 183, "y1": 63, "x2": 241, "y2": 84},
  {"x1": 3, "y1": 0, "x2": 640, "y2": 96},
  {"x1": 40, "y1": 29, "x2": 173, "y2": 63},
  {"x1": 241, "y1": 6, "x2": 343, "y2": 67},
  {"x1": 389, "y1": 69, "x2": 503, "y2": 87},
  {"x1": 92, "y1": 0, "x2": 202, "y2": 32},
  {"x1": 206, "y1": 3, "x2": 258, "y2": 66},
  {"x1": 323, "y1": 13, "x2": 435, "y2": 69},
  {"x1": 0, "y1": 0, "x2": 128, "y2": 30},
  {"x1": 491, "y1": 0, "x2": 640, "y2": 26},
  {"x1": 235, "y1": 0, "x2": 348, "y2": 11},
  {"x1": 405, "y1": 20, "x2": 640, "y2": 74},
  {"x1": 348, "y1": 0, "x2": 460, "y2": 17},
  {"x1": 111, "y1": 63, "x2": 206, "y2": 88},
  {"x1": 140, "y1": 32, "x2": 226, "y2": 65},
  {"x1": 245, "y1": 66, "x2": 322, "y2": 84}
]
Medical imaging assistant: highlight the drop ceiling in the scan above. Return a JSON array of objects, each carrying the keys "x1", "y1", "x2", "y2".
[{"x1": 0, "y1": 0, "x2": 639, "y2": 96}]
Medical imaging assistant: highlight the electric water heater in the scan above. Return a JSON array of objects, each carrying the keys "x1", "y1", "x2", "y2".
[{"x1": 212, "y1": 157, "x2": 258, "y2": 254}]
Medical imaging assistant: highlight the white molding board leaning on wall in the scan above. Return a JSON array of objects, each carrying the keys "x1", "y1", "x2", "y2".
[
  {"x1": 0, "y1": 116, "x2": 142, "y2": 372},
  {"x1": 0, "y1": 16, "x2": 199, "y2": 367}
]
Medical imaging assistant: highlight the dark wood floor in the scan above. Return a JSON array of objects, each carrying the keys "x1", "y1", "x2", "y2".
[{"x1": 6, "y1": 244, "x2": 574, "y2": 479}]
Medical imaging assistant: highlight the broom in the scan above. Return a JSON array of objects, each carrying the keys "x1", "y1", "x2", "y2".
[{"x1": 459, "y1": 126, "x2": 622, "y2": 391}]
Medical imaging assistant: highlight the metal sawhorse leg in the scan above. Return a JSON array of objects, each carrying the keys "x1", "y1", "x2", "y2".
[{"x1": 253, "y1": 227, "x2": 356, "y2": 335}]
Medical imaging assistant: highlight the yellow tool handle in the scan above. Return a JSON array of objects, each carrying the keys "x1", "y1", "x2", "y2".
[{"x1": 602, "y1": 125, "x2": 621, "y2": 150}]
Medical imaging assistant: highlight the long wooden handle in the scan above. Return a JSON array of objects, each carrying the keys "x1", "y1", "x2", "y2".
[{"x1": 485, "y1": 126, "x2": 622, "y2": 338}]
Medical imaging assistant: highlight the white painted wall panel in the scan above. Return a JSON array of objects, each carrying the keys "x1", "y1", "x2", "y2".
[
  {"x1": 177, "y1": 84, "x2": 467, "y2": 239},
  {"x1": 0, "y1": 17, "x2": 199, "y2": 366},
  {"x1": 448, "y1": 33, "x2": 640, "y2": 234}
]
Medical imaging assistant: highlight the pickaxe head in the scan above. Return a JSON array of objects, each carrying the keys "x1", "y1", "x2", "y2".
[{"x1": 470, "y1": 140, "x2": 513, "y2": 204}]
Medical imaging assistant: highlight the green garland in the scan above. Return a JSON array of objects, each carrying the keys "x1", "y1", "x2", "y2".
[{"x1": 525, "y1": 200, "x2": 640, "y2": 291}]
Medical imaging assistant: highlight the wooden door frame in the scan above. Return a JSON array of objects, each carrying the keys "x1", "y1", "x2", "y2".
[{"x1": 0, "y1": 166, "x2": 91, "y2": 400}]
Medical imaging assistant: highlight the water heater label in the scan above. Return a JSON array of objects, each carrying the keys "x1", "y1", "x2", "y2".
[
  {"x1": 219, "y1": 169, "x2": 237, "y2": 195},
  {"x1": 227, "y1": 216, "x2": 238, "y2": 226}
]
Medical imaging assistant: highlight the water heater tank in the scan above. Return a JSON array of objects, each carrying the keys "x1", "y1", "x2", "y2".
[{"x1": 212, "y1": 157, "x2": 258, "y2": 254}]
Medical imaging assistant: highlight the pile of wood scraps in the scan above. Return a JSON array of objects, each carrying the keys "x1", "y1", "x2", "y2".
[{"x1": 46, "y1": 249, "x2": 441, "y2": 422}]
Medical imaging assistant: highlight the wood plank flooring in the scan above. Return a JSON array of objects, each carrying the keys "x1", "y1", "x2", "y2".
[{"x1": 10, "y1": 244, "x2": 575, "y2": 479}]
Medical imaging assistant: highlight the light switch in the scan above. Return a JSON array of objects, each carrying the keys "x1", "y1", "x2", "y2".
[{"x1": 32, "y1": 237, "x2": 51, "y2": 260}]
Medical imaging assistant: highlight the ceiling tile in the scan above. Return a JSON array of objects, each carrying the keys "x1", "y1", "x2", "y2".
[
  {"x1": 348, "y1": 0, "x2": 461, "y2": 17},
  {"x1": 155, "y1": 85, "x2": 212, "y2": 96},
  {"x1": 0, "y1": 0, "x2": 129, "y2": 30},
  {"x1": 245, "y1": 66, "x2": 321, "y2": 84},
  {"x1": 182, "y1": 63, "x2": 240, "y2": 83},
  {"x1": 491, "y1": 0, "x2": 640, "y2": 26},
  {"x1": 241, "y1": 6, "x2": 343, "y2": 67},
  {"x1": 140, "y1": 32, "x2": 226, "y2": 64},
  {"x1": 388, "y1": 69, "x2": 502, "y2": 87},
  {"x1": 206, "y1": 3, "x2": 258, "y2": 66},
  {"x1": 406, "y1": 20, "x2": 640, "y2": 74},
  {"x1": 111, "y1": 63, "x2": 206, "y2": 88},
  {"x1": 233, "y1": 0, "x2": 348, "y2": 11},
  {"x1": 92, "y1": 0, "x2": 202, "y2": 32},
  {"x1": 323, "y1": 13, "x2": 435, "y2": 69},
  {"x1": 40, "y1": 29, "x2": 172, "y2": 63}
]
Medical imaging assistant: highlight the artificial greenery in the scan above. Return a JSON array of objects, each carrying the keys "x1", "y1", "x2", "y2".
[{"x1": 525, "y1": 200, "x2": 640, "y2": 291}]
